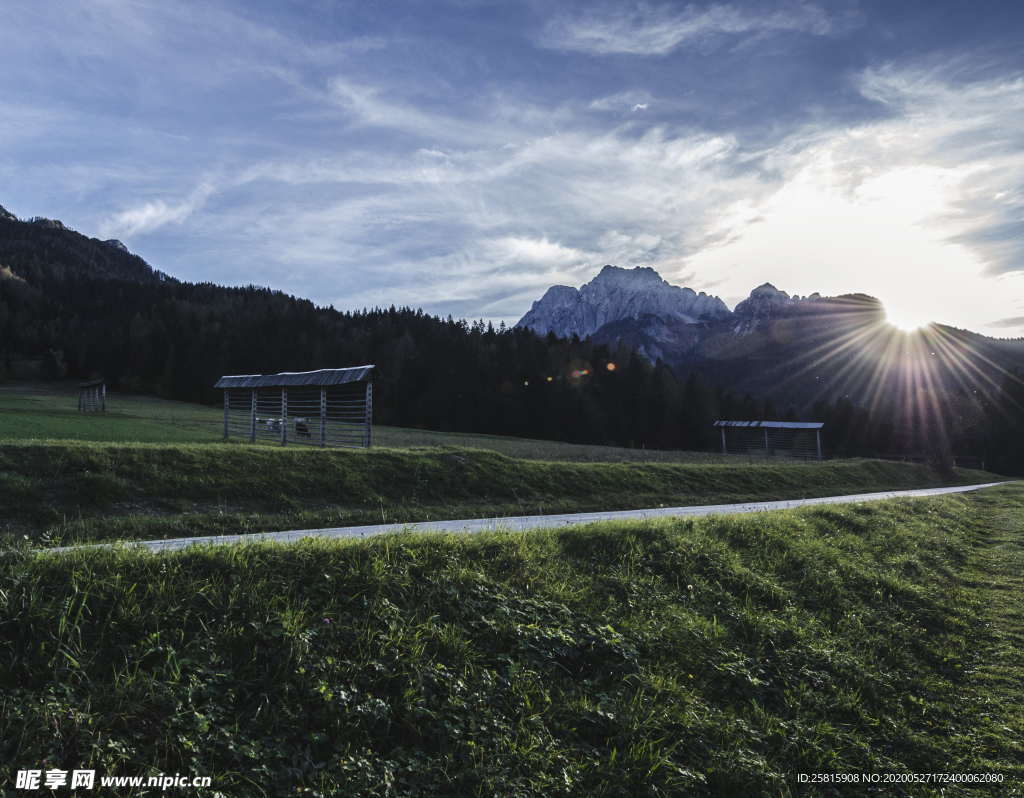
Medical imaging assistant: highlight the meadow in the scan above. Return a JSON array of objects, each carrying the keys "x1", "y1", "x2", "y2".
[
  {"x1": 0, "y1": 383, "x2": 994, "y2": 549},
  {"x1": 2, "y1": 382, "x2": 1021, "y2": 795},
  {"x1": 0, "y1": 383, "x2": 737, "y2": 461},
  {"x1": 2, "y1": 487, "x2": 1022, "y2": 795}
]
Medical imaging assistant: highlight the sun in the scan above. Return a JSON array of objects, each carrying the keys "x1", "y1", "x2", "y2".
[{"x1": 884, "y1": 302, "x2": 933, "y2": 332}]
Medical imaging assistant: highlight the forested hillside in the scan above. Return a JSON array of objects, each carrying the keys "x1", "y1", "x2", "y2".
[
  {"x1": 1, "y1": 209, "x2": 1022, "y2": 471},
  {"x1": 0, "y1": 212, "x2": 769, "y2": 450}
]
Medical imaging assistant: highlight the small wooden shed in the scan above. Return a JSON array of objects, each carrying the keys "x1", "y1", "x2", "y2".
[
  {"x1": 215, "y1": 366, "x2": 375, "y2": 448},
  {"x1": 78, "y1": 380, "x2": 106, "y2": 413},
  {"x1": 714, "y1": 420, "x2": 824, "y2": 460}
]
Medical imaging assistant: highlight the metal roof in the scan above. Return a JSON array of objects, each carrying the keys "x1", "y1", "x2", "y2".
[
  {"x1": 714, "y1": 420, "x2": 824, "y2": 429},
  {"x1": 78, "y1": 379, "x2": 105, "y2": 388},
  {"x1": 215, "y1": 366, "x2": 374, "y2": 389}
]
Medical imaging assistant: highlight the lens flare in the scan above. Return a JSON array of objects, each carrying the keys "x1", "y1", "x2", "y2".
[{"x1": 885, "y1": 303, "x2": 932, "y2": 332}]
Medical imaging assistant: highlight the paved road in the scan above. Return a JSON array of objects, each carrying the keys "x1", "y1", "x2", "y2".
[{"x1": 46, "y1": 481, "x2": 1011, "y2": 554}]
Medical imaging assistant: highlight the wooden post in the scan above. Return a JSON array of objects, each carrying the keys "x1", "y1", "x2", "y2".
[
  {"x1": 101, "y1": 384, "x2": 106, "y2": 412},
  {"x1": 816, "y1": 429, "x2": 823, "y2": 461},
  {"x1": 250, "y1": 390, "x2": 257, "y2": 443},
  {"x1": 319, "y1": 388, "x2": 327, "y2": 447},
  {"x1": 720, "y1": 426, "x2": 727, "y2": 454},
  {"x1": 763, "y1": 428, "x2": 769, "y2": 453},
  {"x1": 363, "y1": 381, "x2": 373, "y2": 448},
  {"x1": 223, "y1": 390, "x2": 229, "y2": 440},
  {"x1": 281, "y1": 387, "x2": 288, "y2": 446}
]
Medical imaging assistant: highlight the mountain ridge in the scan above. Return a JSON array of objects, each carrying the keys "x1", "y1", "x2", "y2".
[
  {"x1": 516, "y1": 265, "x2": 887, "y2": 366},
  {"x1": 516, "y1": 264, "x2": 1024, "y2": 412},
  {"x1": 518, "y1": 265, "x2": 732, "y2": 340},
  {"x1": 517, "y1": 265, "x2": 867, "y2": 336},
  {"x1": 0, "y1": 205, "x2": 165, "y2": 286}
]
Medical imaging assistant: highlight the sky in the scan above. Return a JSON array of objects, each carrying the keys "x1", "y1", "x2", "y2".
[{"x1": 1, "y1": 0, "x2": 1023, "y2": 337}]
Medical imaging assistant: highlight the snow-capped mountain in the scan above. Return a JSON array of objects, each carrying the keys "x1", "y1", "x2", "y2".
[
  {"x1": 733, "y1": 282, "x2": 820, "y2": 318},
  {"x1": 513, "y1": 263, "x2": 1018, "y2": 411},
  {"x1": 517, "y1": 265, "x2": 731, "y2": 340},
  {"x1": 514, "y1": 265, "x2": 886, "y2": 387}
]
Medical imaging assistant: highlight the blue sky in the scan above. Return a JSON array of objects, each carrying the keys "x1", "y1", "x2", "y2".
[{"x1": 1, "y1": 0, "x2": 1023, "y2": 335}]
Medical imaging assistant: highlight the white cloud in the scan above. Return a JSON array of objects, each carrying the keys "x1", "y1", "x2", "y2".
[
  {"x1": 588, "y1": 90, "x2": 653, "y2": 112},
  {"x1": 484, "y1": 236, "x2": 593, "y2": 268},
  {"x1": 6, "y1": 2, "x2": 1018, "y2": 336},
  {"x1": 326, "y1": 77, "x2": 503, "y2": 147},
  {"x1": 540, "y1": 2, "x2": 832, "y2": 56},
  {"x1": 100, "y1": 182, "x2": 216, "y2": 238},
  {"x1": 77, "y1": 52, "x2": 1024, "y2": 336},
  {"x1": 684, "y1": 64, "x2": 1024, "y2": 336}
]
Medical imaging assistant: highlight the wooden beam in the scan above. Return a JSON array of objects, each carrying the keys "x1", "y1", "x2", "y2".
[
  {"x1": 281, "y1": 387, "x2": 288, "y2": 446},
  {"x1": 320, "y1": 388, "x2": 327, "y2": 448},
  {"x1": 363, "y1": 382, "x2": 373, "y2": 448}
]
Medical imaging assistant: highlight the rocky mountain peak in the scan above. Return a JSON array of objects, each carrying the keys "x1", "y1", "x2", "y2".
[
  {"x1": 517, "y1": 264, "x2": 731, "y2": 339},
  {"x1": 734, "y1": 282, "x2": 823, "y2": 319},
  {"x1": 28, "y1": 216, "x2": 67, "y2": 230},
  {"x1": 103, "y1": 239, "x2": 129, "y2": 253},
  {"x1": 0, "y1": 204, "x2": 17, "y2": 222},
  {"x1": 592, "y1": 264, "x2": 663, "y2": 286},
  {"x1": 735, "y1": 283, "x2": 791, "y2": 316},
  {"x1": 751, "y1": 282, "x2": 786, "y2": 298}
]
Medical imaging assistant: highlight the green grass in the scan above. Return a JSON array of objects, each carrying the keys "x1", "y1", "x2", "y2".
[
  {"x1": 373, "y1": 427, "x2": 738, "y2": 463},
  {"x1": 949, "y1": 493, "x2": 1024, "y2": 783},
  {"x1": 2, "y1": 485, "x2": 1022, "y2": 796},
  {"x1": 0, "y1": 384, "x2": 221, "y2": 444},
  {"x1": 0, "y1": 382, "x2": 736, "y2": 462},
  {"x1": 0, "y1": 439, "x2": 994, "y2": 548}
]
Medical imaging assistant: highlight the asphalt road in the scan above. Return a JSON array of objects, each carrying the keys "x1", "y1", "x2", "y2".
[{"x1": 46, "y1": 481, "x2": 1011, "y2": 554}]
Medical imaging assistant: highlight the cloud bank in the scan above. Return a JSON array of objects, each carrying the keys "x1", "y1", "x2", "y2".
[{"x1": 1, "y1": 0, "x2": 1022, "y2": 336}]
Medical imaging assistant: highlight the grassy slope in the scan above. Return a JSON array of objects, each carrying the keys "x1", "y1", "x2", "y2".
[
  {"x1": 1, "y1": 440, "x2": 993, "y2": 547},
  {"x1": 951, "y1": 493, "x2": 1024, "y2": 783},
  {"x1": 2, "y1": 486, "x2": 1022, "y2": 796}
]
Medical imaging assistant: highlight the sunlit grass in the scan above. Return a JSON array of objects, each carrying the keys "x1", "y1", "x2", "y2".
[
  {"x1": 3, "y1": 486, "x2": 1021, "y2": 794},
  {"x1": 2, "y1": 440, "x2": 992, "y2": 548}
]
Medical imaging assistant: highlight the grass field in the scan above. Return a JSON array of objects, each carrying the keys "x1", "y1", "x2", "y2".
[
  {"x1": 4, "y1": 380, "x2": 1020, "y2": 794},
  {"x1": 3, "y1": 485, "x2": 1022, "y2": 795},
  {"x1": 0, "y1": 382, "x2": 738, "y2": 462},
  {"x1": 1, "y1": 439, "x2": 994, "y2": 548},
  {"x1": 1, "y1": 381, "x2": 998, "y2": 550}
]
